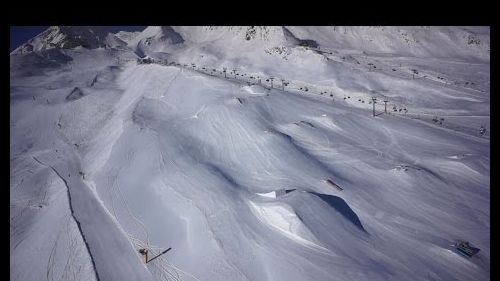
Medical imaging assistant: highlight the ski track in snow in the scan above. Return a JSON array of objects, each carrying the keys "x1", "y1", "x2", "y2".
[{"x1": 32, "y1": 155, "x2": 101, "y2": 281}]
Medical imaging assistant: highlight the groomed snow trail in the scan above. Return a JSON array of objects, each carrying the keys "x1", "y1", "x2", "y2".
[{"x1": 30, "y1": 139, "x2": 155, "y2": 281}]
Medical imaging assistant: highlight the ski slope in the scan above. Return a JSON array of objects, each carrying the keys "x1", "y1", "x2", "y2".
[{"x1": 10, "y1": 26, "x2": 490, "y2": 281}]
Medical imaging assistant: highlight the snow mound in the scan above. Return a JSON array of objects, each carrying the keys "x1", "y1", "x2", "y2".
[
  {"x1": 249, "y1": 200, "x2": 327, "y2": 251},
  {"x1": 241, "y1": 84, "x2": 268, "y2": 96},
  {"x1": 309, "y1": 115, "x2": 342, "y2": 131},
  {"x1": 310, "y1": 192, "x2": 366, "y2": 232},
  {"x1": 256, "y1": 191, "x2": 277, "y2": 198}
]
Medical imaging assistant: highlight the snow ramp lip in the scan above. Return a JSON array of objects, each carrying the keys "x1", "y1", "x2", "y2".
[{"x1": 65, "y1": 87, "x2": 85, "y2": 101}]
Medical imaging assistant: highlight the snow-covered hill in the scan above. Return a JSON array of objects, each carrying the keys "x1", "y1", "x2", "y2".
[{"x1": 11, "y1": 26, "x2": 489, "y2": 281}]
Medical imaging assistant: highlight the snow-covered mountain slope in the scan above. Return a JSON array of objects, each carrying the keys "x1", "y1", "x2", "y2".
[
  {"x1": 11, "y1": 26, "x2": 489, "y2": 281},
  {"x1": 133, "y1": 26, "x2": 186, "y2": 58},
  {"x1": 11, "y1": 26, "x2": 112, "y2": 54},
  {"x1": 105, "y1": 33, "x2": 128, "y2": 49},
  {"x1": 286, "y1": 26, "x2": 490, "y2": 62},
  {"x1": 115, "y1": 30, "x2": 142, "y2": 45}
]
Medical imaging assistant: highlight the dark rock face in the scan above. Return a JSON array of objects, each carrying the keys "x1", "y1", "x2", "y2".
[
  {"x1": 18, "y1": 43, "x2": 34, "y2": 53},
  {"x1": 60, "y1": 37, "x2": 92, "y2": 49},
  {"x1": 245, "y1": 27, "x2": 257, "y2": 40},
  {"x1": 282, "y1": 26, "x2": 319, "y2": 48},
  {"x1": 159, "y1": 26, "x2": 184, "y2": 45}
]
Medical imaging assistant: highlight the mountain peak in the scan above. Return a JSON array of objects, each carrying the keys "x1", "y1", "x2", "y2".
[{"x1": 12, "y1": 26, "x2": 110, "y2": 54}]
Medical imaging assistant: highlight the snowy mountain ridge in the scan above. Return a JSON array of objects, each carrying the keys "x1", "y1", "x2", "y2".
[
  {"x1": 13, "y1": 26, "x2": 490, "y2": 62},
  {"x1": 12, "y1": 26, "x2": 111, "y2": 54}
]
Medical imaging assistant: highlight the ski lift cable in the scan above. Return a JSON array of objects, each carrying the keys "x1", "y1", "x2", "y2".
[
  {"x1": 130, "y1": 236, "x2": 187, "y2": 281},
  {"x1": 129, "y1": 230, "x2": 204, "y2": 281},
  {"x1": 135, "y1": 236, "x2": 191, "y2": 281}
]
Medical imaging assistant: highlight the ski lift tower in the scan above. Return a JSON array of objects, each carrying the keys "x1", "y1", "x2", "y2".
[
  {"x1": 383, "y1": 98, "x2": 389, "y2": 113},
  {"x1": 139, "y1": 248, "x2": 148, "y2": 263},
  {"x1": 371, "y1": 97, "x2": 377, "y2": 117},
  {"x1": 139, "y1": 247, "x2": 172, "y2": 264}
]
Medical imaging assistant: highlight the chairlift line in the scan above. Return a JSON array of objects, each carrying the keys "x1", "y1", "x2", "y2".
[
  {"x1": 148, "y1": 58, "x2": 451, "y2": 122},
  {"x1": 146, "y1": 247, "x2": 172, "y2": 263}
]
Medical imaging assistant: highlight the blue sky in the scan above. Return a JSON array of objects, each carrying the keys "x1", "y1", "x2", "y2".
[{"x1": 10, "y1": 26, "x2": 146, "y2": 52}]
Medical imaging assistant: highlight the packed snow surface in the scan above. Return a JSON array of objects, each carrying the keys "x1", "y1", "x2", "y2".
[{"x1": 11, "y1": 26, "x2": 489, "y2": 281}]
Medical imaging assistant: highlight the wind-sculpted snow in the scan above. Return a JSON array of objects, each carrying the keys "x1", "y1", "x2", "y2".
[
  {"x1": 11, "y1": 26, "x2": 489, "y2": 281},
  {"x1": 248, "y1": 200, "x2": 328, "y2": 251},
  {"x1": 310, "y1": 192, "x2": 367, "y2": 232},
  {"x1": 65, "y1": 87, "x2": 85, "y2": 101}
]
